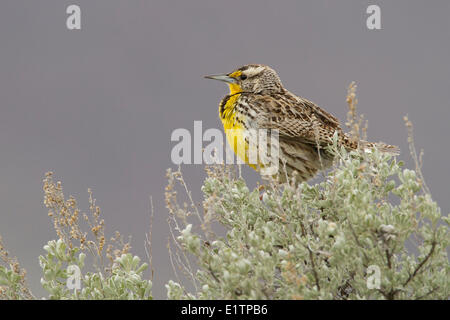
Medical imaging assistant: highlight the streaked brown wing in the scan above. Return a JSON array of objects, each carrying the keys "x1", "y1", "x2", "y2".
[{"x1": 248, "y1": 92, "x2": 342, "y2": 145}]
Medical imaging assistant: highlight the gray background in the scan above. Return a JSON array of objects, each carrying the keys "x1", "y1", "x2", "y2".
[{"x1": 0, "y1": 0, "x2": 449, "y2": 299}]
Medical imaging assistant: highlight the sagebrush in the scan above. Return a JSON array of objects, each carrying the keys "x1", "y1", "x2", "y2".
[{"x1": 0, "y1": 85, "x2": 448, "y2": 300}]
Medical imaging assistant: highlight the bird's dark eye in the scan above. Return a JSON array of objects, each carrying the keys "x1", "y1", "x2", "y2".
[{"x1": 240, "y1": 74, "x2": 247, "y2": 80}]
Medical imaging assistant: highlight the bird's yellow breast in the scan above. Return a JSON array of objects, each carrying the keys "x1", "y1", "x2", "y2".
[{"x1": 219, "y1": 81, "x2": 257, "y2": 169}]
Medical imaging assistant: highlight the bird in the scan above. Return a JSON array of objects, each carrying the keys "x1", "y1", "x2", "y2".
[{"x1": 204, "y1": 64, "x2": 399, "y2": 183}]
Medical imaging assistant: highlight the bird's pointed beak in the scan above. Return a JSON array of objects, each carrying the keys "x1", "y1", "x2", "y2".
[{"x1": 204, "y1": 74, "x2": 237, "y2": 84}]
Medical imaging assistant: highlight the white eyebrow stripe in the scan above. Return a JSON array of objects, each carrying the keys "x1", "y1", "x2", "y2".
[{"x1": 244, "y1": 66, "x2": 265, "y2": 77}]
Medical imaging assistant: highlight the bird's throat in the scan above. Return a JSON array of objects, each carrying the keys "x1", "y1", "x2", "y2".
[
  {"x1": 228, "y1": 83, "x2": 242, "y2": 95},
  {"x1": 219, "y1": 84, "x2": 242, "y2": 129}
]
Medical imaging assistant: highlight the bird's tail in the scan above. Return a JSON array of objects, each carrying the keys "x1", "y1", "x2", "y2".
[
  {"x1": 340, "y1": 133, "x2": 399, "y2": 155},
  {"x1": 360, "y1": 140, "x2": 400, "y2": 155}
]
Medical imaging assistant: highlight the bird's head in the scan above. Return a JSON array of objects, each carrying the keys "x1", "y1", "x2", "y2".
[{"x1": 204, "y1": 64, "x2": 284, "y2": 95}]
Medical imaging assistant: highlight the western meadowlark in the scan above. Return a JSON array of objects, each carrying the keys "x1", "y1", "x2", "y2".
[{"x1": 205, "y1": 64, "x2": 399, "y2": 183}]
